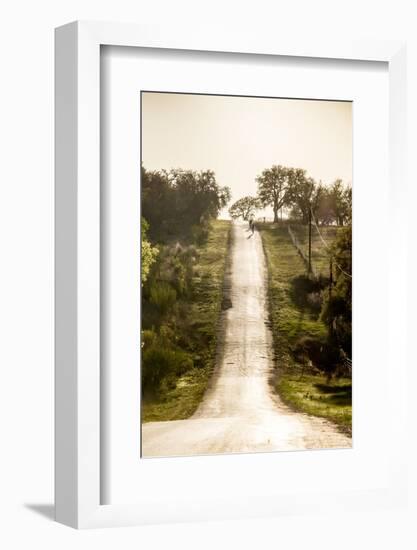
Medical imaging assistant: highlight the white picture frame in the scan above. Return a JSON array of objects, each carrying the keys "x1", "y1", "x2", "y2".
[{"x1": 55, "y1": 21, "x2": 407, "y2": 529}]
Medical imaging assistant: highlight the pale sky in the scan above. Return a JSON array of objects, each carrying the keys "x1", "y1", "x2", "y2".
[{"x1": 141, "y1": 92, "x2": 352, "y2": 219}]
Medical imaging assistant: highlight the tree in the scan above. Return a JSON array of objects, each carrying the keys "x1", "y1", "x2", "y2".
[
  {"x1": 287, "y1": 169, "x2": 323, "y2": 224},
  {"x1": 141, "y1": 165, "x2": 231, "y2": 240},
  {"x1": 229, "y1": 196, "x2": 260, "y2": 221},
  {"x1": 256, "y1": 165, "x2": 291, "y2": 223},
  {"x1": 141, "y1": 166, "x2": 173, "y2": 239},
  {"x1": 311, "y1": 180, "x2": 352, "y2": 226},
  {"x1": 169, "y1": 168, "x2": 231, "y2": 225},
  {"x1": 141, "y1": 217, "x2": 158, "y2": 285},
  {"x1": 316, "y1": 187, "x2": 335, "y2": 225},
  {"x1": 320, "y1": 226, "x2": 352, "y2": 355},
  {"x1": 328, "y1": 179, "x2": 351, "y2": 226},
  {"x1": 343, "y1": 184, "x2": 352, "y2": 225}
]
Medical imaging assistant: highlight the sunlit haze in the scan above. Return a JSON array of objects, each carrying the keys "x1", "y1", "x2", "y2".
[{"x1": 141, "y1": 92, "x2": 352, "y2": 219}]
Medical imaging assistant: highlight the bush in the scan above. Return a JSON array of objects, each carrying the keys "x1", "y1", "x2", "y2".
[
  {"x1": 293, "y1": 335, "x2": 342, "y2": 379},
  {"x1": 290, "y1": 274, "x2": 328, "y2": 314},
  {"x1": 141, "y1": 329, "x2": 157, "y2": 348},
  {"x1": 150, "y1": 243, "x2": 198, "y2": 297},
  {"x1": 149, "y1": 282, "x2": 177, "y2": 315},
  {"x1": 141, "y1": 346, "x2": 194, "y2": 394},
  {"x1": 306, "y1": 291, "x2": 322, "y2": 311},
  {"x1": 191, "y1": 224, "x2": 209, "y2": 245},
  {"x1": 320, "y1": 226, "x2": 352, "y2": 356},
  {"x1": 141, "y1": 217, "x2": 158, "y2": 285}
]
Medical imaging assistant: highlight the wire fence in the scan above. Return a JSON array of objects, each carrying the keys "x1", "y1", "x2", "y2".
[
  {"x1": 287, "y1": 225, "x2": 317, "y2": 277},
  {"x1": 287, "y1": 213, "x2": 351, "y2": 280},
  {"x1": 286, "y1": 211, "x2": 353, "y2": 369},
  {"x1": 309, "y1": 208, "x2": 352, "y2": 279}
]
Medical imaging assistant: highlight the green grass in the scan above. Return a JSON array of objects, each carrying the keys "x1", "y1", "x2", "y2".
[
  {"x1": 278, "y1": 374, "x2": 352, "y2": 435},
  {"x1": 142, "y1": 219, "x2": 231, "y2": 422},
  {"x1": 290, "y1": 224, "x2": 341, "y2": 275},
  {"x1": 141, "y1": 367, "x2": 214, "y2": 422},
  {"x1": 258, "y1": 222, "x2": 351, "y2": 434},
  {"x1": 259, "y1": 223, "x2": 328, "y2": 359}
]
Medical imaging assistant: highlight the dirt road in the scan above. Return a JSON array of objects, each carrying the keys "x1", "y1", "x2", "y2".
[{"x1": 142, "y1": 222, "x2": 351, "y2": 458}]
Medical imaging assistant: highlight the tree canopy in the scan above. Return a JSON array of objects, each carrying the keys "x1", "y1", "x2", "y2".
[
  {"x1": 141, "y1": 165, "x2": 231, "y2": 241},
  {"x1": 320, "y1": 226, "x2": 352, "y2": 355},
  {"x1": 256, "y1": 165, "x2": 291, "y2": 223},
  {"x1": 228, "y1": 196, "x2": 260, "y2": 221},
  {"x1": 291, "y1": 175, "x2": 323, "y2": 224},
  {"x1": 315, "y1": 180, "x2": 352, "y2": 226},
  {"x1": 253, "y1": 164, "x2": 351, "y2": 226}
]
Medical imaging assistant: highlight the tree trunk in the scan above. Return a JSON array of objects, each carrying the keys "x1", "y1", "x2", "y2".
[{"x1": 273, "y1": 208, "x2": 279, "y2": 223}]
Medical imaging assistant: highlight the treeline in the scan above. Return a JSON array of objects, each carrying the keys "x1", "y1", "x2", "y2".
[
  {"x1": 321, "y1": 227, "x2": 352, "y2": 358},
  {"x1": 141, "y1": 166, "x2": 231, "y2": 403},
  {"x1": 243, "y1": 165, "x2": 353, "y2": 381},
  {"x1": 142, "y1": 166, "x2": 230, "y2": 243},
  {"x1": 292, "y1": 226, "x2": 352, "y2": 380},
  {"x1": 229, "y1": 165, "x2": 351, "y2": 226},
  {"x1": 261, "y1": 223, "x2": 352, "y2": 382}
]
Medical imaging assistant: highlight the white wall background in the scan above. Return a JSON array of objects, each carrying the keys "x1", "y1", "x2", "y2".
[{"x1": 0, "y1": 1, "x2": 416, "y2": 548}]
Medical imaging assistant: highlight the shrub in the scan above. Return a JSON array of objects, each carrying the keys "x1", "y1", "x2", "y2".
[
  {"x1": 141, "y1": 218, "x2": 158, "y2": 285},
  {"x1": 191, "y1": 223, "x2": 209, "y2": 245},
  {"x1": 151, "y1": 243, "x2": 198, "y2": 297},
  {"x1": 159, "y1": 324, "x2": 176, "y2": 344},
  {"x1": 320, "y1": 226, "x2": 352, "y2": 356},
  {"x1": 149, "y1": 282, "x2": 177, "y2": 315},
  {"x1": 141, "y1": 346, "x2": 194, "y2": 394},
  {"x1": 290, "y1": 274, "x2": 327, "y2": 314},
  {"x1": 141, "y1": 329, "x2": 157, "y2": 348},
  {"x1": 306, "y1": 291, "x2": 322, "y2": 311},
  {"x1": 293, "y1": 335, "x2": 342, "y2": 379}
]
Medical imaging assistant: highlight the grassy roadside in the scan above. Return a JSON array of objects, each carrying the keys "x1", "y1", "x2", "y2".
[
  {"x1": 290, "y1": 224, "x2": 339, "y2": 274},
  {"x1": 142, "y1": 219, "x2": 231, "y2": 422},
  {"x1": 278, "y1": 374, "x2": 352, "y2": 434},
  {"x1": 258, "y1": 222, "x2": 352, "y2": 435}
]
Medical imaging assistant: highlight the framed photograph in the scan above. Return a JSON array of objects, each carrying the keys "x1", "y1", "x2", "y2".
[
  {"x1": 55, "y1": 21, "x2": 407, "y2": 528},
  {"x1": 138, "y1": 90, "x2": 353, "y2": 459}
]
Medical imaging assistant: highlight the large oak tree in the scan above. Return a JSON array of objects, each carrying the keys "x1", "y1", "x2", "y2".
[
  {"x1": 228, "y1": 196, "x2": 260, "y2": 221},
  {"x1": 256, "y1": 165, "x2": 291, "y2": 223}
]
